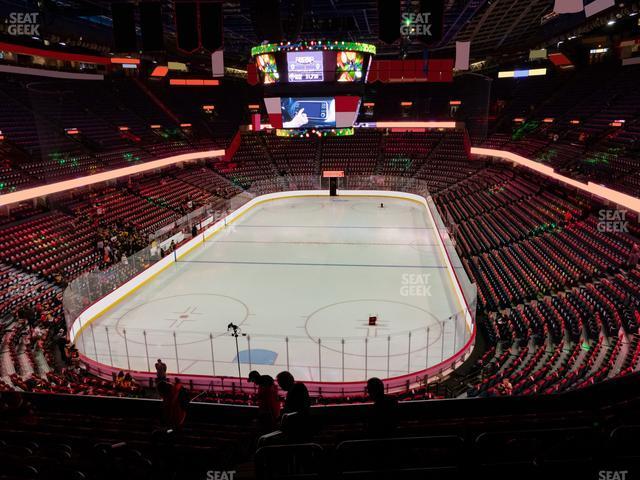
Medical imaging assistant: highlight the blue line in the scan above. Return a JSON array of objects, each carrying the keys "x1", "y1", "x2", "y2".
[{"x1": 178, "y1": 259, "x2": 448, "y2": 269}]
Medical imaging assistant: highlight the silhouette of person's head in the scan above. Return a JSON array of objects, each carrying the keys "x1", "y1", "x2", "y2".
[
  {"x1": 248, "y1": 370, "x2": 261, "y2": 384},
  {"x1": 366, "y1": 377, "x2": 385, "y2": 402},
  {"x1": 276, "y1": 371, "x2": 295, "y2": 391}
]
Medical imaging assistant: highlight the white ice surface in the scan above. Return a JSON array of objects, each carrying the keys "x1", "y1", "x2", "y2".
[{"x1": 79, "y1": 196, "x2": 463, "y2": 382}]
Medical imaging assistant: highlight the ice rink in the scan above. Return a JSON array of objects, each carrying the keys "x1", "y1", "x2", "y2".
[{"x1": 78, "y1": 195, "x2": 465, "y2": 382}]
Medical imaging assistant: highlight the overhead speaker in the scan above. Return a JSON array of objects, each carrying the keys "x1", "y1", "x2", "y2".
[
  {"x1": 140, "y1": 2, "x2": 164, "y2": 51},
  {"x1": 200, "y1": 2, "x2": 223, "y2": 51},
  {"x1": 377, "y1": 0, "x2": 400, "y2": 44},
  {"x1": 250, "y1": 0, "x2": 282, "y2": 43},
  {"x1": 418, "y1": 0, "x2": 444, "y2": 45},
  {"x1": 175, "y1": 2, "x2": 199, "y2": 52},
  {"x1": 111, "y1": 3, "x2": 137, "y2": 52}
]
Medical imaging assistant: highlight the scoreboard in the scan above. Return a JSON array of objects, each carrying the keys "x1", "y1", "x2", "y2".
[
  {"x1": 252, "y1": 41, "x2": 375, "y2": 86},
  {"x1": 251, "y1": 41, "x2": 376, "y2": 134},
  {"x1": 287, "y1": 51, "x2": 324, "y2": 82}
]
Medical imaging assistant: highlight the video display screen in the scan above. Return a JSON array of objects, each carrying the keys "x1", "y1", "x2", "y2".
[
  {"x1": 287, "y1": 51, "x2": 324, "y2": 82},
  {"x1": 256, "y1": 49, "x2": 371, "y2": 85},
  {"x1": 336, "y1": 51, "x2": 364, "y2": 82},
  {"x1": 256, "y1": 53, "x2": 279, "y2": 84},
  {"x1": 281, "y1": 97, "x2": 335, "y2": 129}
]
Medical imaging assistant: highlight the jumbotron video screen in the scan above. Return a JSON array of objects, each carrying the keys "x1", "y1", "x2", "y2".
[
  {"x1": 253, "y1": 41, "x2": 374, "y2": 86},
  {"x1": 252, "y1": 41, "x2": 375, "y2": 133}
]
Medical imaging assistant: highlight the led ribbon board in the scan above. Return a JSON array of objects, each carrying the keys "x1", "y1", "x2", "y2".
[{"x1": 251, "y1": 41, "x2": 376, "y2": 57}]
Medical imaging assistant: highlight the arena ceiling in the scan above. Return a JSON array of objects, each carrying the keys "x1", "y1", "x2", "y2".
[
  {"x1": 220, "y1": 0, "x2": 557, "y2": 62},
  {"x1": 26, "y1": 0, "x2": 633, "y2": 66}
]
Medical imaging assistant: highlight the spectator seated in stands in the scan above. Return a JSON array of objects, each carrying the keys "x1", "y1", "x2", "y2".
[
  {"x1": 115, "y1": 371, "x2": 125, "y2": 388},
  {"x1": 95, "y1": 222, "x2": 147, "y2": 270},
  {"x1": 278, "y1": 371, "x2": 311, "y2": 440},
  {"x1": 258, "y1": 371, "x2": 310, "y2": 446},
  {"x1": 111, "y1": 370, "x2": 140, "y2": 394},
  {"x1": 365, "y1": 377, "x2": 398, "y2": 437},
  {"x1": 121, "y1": 373, "x2": 137, "y2": 391},
  {"x1": 277, "y1": 371, "x2": 310, "y2": 418},
  {"x1": 63, "y1": 341, "x2": 80, "y2": 367},
  {"x1": 496, "y1": 378, "x2": 513, "y2": 396}
]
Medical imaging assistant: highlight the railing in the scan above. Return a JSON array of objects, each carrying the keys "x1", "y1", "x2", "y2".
[{"x1": 64, "y1": 175, "x2": 477, "y2": 396}]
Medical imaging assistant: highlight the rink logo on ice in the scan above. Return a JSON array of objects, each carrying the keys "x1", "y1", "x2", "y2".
[
  {"x1": 400, "y1": 273, "x2": 432, "y2": 297},
  {"x1": 6, "y1": 12, "x2": 40, "y2": 36},
  {"x1": 597, "y1": 209, "x2": 629, "y2": 233}
]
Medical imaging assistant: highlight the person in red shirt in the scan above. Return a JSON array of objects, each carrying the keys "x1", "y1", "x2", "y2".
[
  {"x1": 248, "y1": 370, "x2": 281, "y2": 432},
  {"x1": 158, "y1": 378, "x2": 189, "y2": 430}
]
